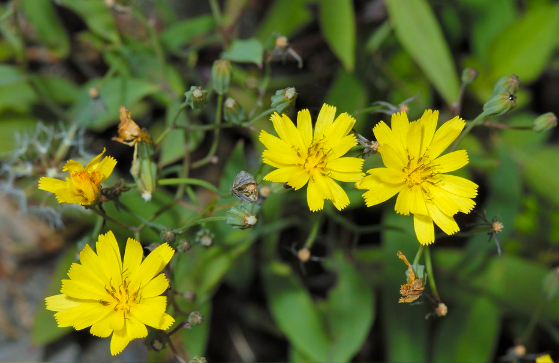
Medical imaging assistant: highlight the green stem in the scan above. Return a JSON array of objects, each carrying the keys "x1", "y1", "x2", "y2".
[
  {"x1": 248, "y1": 107, "x2": 274, "y2": 125},
  {"x1": 520, "y1": 298, "x2": 546, "y2": 343},
  {"x1": 155, "y1": 102, "x2": 188, "y2": 146},
  {"x1": 450, "y1": 112, "x2": 486, "y2": 152},
  {"x1": 53, "y1": 123, "x2": 78, "y2": 165},
  {"x1": 304, "y1": 217, "x2": 322, "y2": 249},
  {"x1": 158, "y1": 178, "x2": 220, "y2": 194},
  {"x1": 191, "y1": 94, "x2": 223, "y2": 169},
  {"x1": 412, "y1": 245, "x2": 424, "y2": 266},
  {"x1": 483, "y1": 121, "x2": 531, "y2": 130},
  {"x1": 90, "y1": 207, "x2": 138, "y2": 233},
  {"x1": 173, "y1": 199, "x2": 218, "y2": 234},
  {"x1": 424, "y1": 246, "x2": 440, "y2": 301},
  {"x1": 351, "y1": 105, "x2": 385, "y2": 116},
  {"x1": 174, "y1": 216, "x2": 227, "y2": 234},
  {"x1": 208, "y1": 0, "x2": 223, "y2": 28}
]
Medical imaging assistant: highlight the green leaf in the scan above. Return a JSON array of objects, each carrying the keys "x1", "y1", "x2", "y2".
[
  {"x1": 255, "y1": 0, "x2": 313, "y2": 43},
  {"x1": 58, "y1": 0, "x2": 121, "y2": 44},
  {"x1": 221, "y1": 38, "x2": 264, "y2": 67},
  {"x1": 263, "y1": 262, "x2": 330, "y2": 362},
  {"x1": 322, "y1": 253, "x2": 375, "y2": 362},
  {"x1": 384, "y1": 0, "x2": 460, "y2": 106},
  {"x1": 32, "y1": 246, "x2": 76, "y2": 345},
  {"x1": 0, "y1": 116, "x2": 36, "y2": 153},
  {"x1": 20, "y1": 0, "x2": 70, "y2": 57},
  {"x1": 522, "y1": 147, "x2": 559, "y2": 208},
  {"x1": 488, "y1": 4, "x2": 559, "y2": 83},
  {"x1": 324, "y1": 70, "x2": 368, "y2": 134},
  {"x1": 33, "y1": 75, "x2": 80, "y2": 105},
  {"x1": 161, "y1": 15, "x2": 216, "y2": 51},
  {"x1": 317, "y1": 0, "x2": 355, "y2": 72},
  {"x1": 432, "y1": 297, "x2": 500, "y2": 363},
  {"x1": 366, "y1": 21, "x2": 392, "y2": 53}
]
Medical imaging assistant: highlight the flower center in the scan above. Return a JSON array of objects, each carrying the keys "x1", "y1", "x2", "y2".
[
  {"x1": 71, "y1": 170, "x2": 101, "y2": 202},
  {"x1": 302, "y1": 142, "x2": 329, "y2": 173},
  {"x1": 102, "y1": 278, "x2": 141, "y2": 314},
  {"x1": 403, "y1": 155, "x2": 438, "y2": 188}
]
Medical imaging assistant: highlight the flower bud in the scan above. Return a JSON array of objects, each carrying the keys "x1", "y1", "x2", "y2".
[
  {"x1": 160, "y1": 228, "x2": 176, "y2": 243},
  {"x1": 226, "y1": 203, "x2": 257, "y2": 229},
  {"x1": 195, "y1": 229, "x2": 214, "y2": 247},
  {"x1": 188, "y1": 311, "x2": 204, "y2": 325},
  {"x1": 147, "y1": 242, "x2": 161, "y2": 251},
  {"x1": 493, "y1": 74, "x2": 520, "y2": 95},
  {"x1": 132, "y1": 142, "x2": 158, "y2": 201},
  {"x1": 212, "y1": 59, "x2": 231, "y2": 95},
  {"x1": 532, "y1": 112, "x2": 557, "y2": 133},
  {"x1": 271, "y1": 87, "x2": 297, "y2": 114},
  {"x1": 543, "y1": 267, "x2": 559, "y2": 301},
  {"x1": 461, "y1": 67, "x2": 478, "y2": 85},
  {"x1": 435, "y1": 302, "x2": 448, "y2": 317},
  {"x1": 185, "y1": 86, "x2": 208, "y2": 110},
  {"x1": 223, "y1": 97, "x2": 246, "y2": 125},
  {"x1": 189, "y1": 356, "x2": 207, "y2": 363},
  {"x1": 177, "y1": 239, "x2": 192, "y2": 253},
  {"x1": 483, "y1": 92, "x2": 516, "y2": 117},
  {"x1": 183, "y1": 290, "x2": 196, "y2": 302}
]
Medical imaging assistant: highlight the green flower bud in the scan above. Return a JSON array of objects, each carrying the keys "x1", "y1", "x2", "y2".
[
  {"x1": 271, "y1": 87, "x2": 297, "y2": 114},
  {"x1": 185, "y1": 86, "x2": 208, "y2": 110},
  {"x1": 461, "y1": 67, "x2": 478, "y2": 85},
  {"x1": 532, "y1": 112, "x2": 557, "y2": 133},
  {"x1": 483, "y1": 92, "x2": 516, "y2": 117},
  {"x1": 543, "y1": 267, "x2": 559, "y2": 301},
  {"x1": 223, "y1": 97, "x2": 246, "y2": 125},
  {"x1": 188, "y1": 311, "x2": 204, "y2": 325},
  {"x1": 195, "y1": 229, "x2": 214, "y2": 247},
  {"x1": 189, "y1": 356, "x2": 207, "y2": 363},
  {"x1": 183, "y1": 290, "x2": 196, "y2": 302},
  {"x1": 132, "y1": 142, "x2": 158, "y2": 202},
  {"x1": 493, "y1": 74, "x2": 520, "y2": 95},
  {"x1": 211, "y1": 59, "x2": 231, "y2": 95},
  {"x1": 226, "y1": 203, "x2": 257, "y2": 229},
  {"x1": 176, "y1": 239, "x2": 192, "y2": 252},
  {"x1": 160, "y1": 228, "x2": 176, "y2": 243}
]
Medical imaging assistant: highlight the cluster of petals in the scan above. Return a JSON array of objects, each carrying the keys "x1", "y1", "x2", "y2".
[
  {"x1": 260, "y1": 104, "x2": 364, "y2": 212},
  {"x1": 356, "y1": 110, "x2": 478, "y2": 245},
  {"x1": 38, "y1": 148, "x2": 116, "y2": 205},
  {"x1": 45, "y1": 231, "x2": 175, "y2": 355}
]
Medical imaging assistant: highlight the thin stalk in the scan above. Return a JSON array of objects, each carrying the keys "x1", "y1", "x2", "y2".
[
  {"x1": 191, "y1": 94, "x2": 223, "y2": 169},
  {"x1": 158, "y1": 178, "x2": 220, "y2": 194},
  {"x1": 424, "y1": 246, "x2": 440, "y2": 301},
  {"x1": 53, "y1": 123, "x2": 78, "y2": 165},
  {"x1": 174, "y1": 216, "x2": 227, "y2": 234},
  {"x1": 90, "y1": 207, "x2": 138, "y2": 233},
  {"x1": 412, "y1": 245, "x2": 424, "y2": 265},
  {"x1": 155, "y1": 102, "x2": 188, "y2": 146},
  {"x1": 450, "y1": 112, "x2": 486, "y2": 152},
  {"x1": 303, "y1": 217, "x2": 322, "y2": 250},
  {"x1": 248, "y1": 107, "x2": 274, "y2": 125},
  {"x1": 520, "y1": 298, "x2": 546, "y2": 343},
  {"x1": 483, "y1": 121, "x2": 531, "y2": 130}
]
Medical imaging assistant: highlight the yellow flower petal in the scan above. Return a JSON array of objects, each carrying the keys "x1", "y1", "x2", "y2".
[
  {"x1": 263, "y1": 166, "x2": 301, "y2": 184},
  {"x1": 109, "y1": 310, "x2": 125, "y2": 331},
  {"x1": 427, "y1": 184, "x2": 461, "y2": 216},
  {"x1": 67, "y1": 262, "x2": 106, "y2": 291},
  {"x1": 96, "y1": 231, "x2": 123, "y2": 287},
  {"x1": 327, "y1": 157, "x2": 364, "y2": 182},
  {"x1": 410, "y1": 186, "x2": 428, "y2": 215},
  {"x1": 129, "y1": 243, "x2": 174, "y2": 293},
  {"x1": 125, "y1": 314, "x2": 148, "y2": 341},
  {"x1": 324, "y1": 177, "x2": 350, "y2": 210},
  {"x1": 280, "y1": 113, "x2": 307, "y2": 152},
  {"x1": 45, "y1": 294, "x2": 81, "y2": 312},
  {"x1": 328, "y1": 134, "x2": 358, "y2": 160},
  {"x1": 38, "y1": 177, "x2": 66, "y2": 193},
  {"x1": 296, "y1": 109, "x2": 313, "y2": 148},
  {"x1": 434, "y1": 150, "x2": 469, "y2": 173},
  {"x1": 379, "y1": 143, "x2": 406, "y2": 170},
  {"x1": 54, "y1": 301, "x2": 109, "y2": 329},
  {"x1": 427, "y1": 116, "x2": 465, "y2": 160},
  {"x1": 323, "y1": 112, "x2": 355, "y2": 148},
  {"x1": 130, "y1": 297, "x2": 166, "y2": 328},
  {"x1": 426, "y1": 202, "x2": 459, "y2": 236},
  {"x1": 73, "y1": 303, "x2": 113, "y2": 330},
  {"x1": 63, "y1": 160, "x2": 85, "y2": 173},
  {"x1": 90, "y1": 312, "x2": 114, "y2": 338},
  {"x1": 61, "y1": 279, "x2": 106, "y2": 300},
  {"x1": 390, "y1": 111, "x2": 410, "y2": 150},
  {"x1": 359, "y1": 179, "x2": 404, "y2": 207},
  {"x1": 314, "y1": 104, "x2": 336, "y2": 140},
  {"x1": 414, "y1": 214, "x2": 435, "y2": 245},
  {"x1": 123, "y1": 238, "x2": 143, "y2": 280},
  {"x1": 360, "y1": 167, "x2": 406, "y2": 185},
  {"x1": 313, "y1": 173, "x2": 334, "y2": 201},
  {"x1": 79, "y1": 244, "x2": 109, "y2": 285},
  {"x1": 158, "y1": 313, "x2": 175, "y2": 330},
  {"x1": 110, "y1": 325, "x2": 130, "y2": 356},
  {"x1": 140, "y1": 273, "x2": 169, "y2": 299},
  {"x1": 287, "y1": 168, "x2": 310, "y2": 190},
  {"x1": 97, "y1": 155, "x2": 117, "y2": 182},
  {"x1": 307, "y1": 179, "x2": 325, "y2": 212},
  {"x1": 263, "y1": 149, "x2": 301, "y2": 166},
  {"x1": 259, "y1": 130, "x2": 297, "y2": 156},
  {"x1": 395, "y1": 186, "x2": 413, "y2": 215},
  {"x1": 373, "y1": 121, "x2": 407, "y2": 164},
  {"x1": 438, "y1": 174, "x2": 478, "y2": 199}
]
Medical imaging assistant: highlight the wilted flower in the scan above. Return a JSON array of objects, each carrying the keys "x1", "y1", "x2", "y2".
[
  {"x1": 397, "y1": 251, "x2": 425, "y2": 303},
  {"x1": 45, "y1": 231, "x2": 175, "y2": 355},
  {"x1": 112, "y1": 106, "x2": 151, "y2": 146},
  {"x1": 38, "y1": 148, "x2": 116, "y2": 206}
]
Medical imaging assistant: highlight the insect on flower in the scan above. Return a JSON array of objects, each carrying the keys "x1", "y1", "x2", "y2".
[{"x1": 230, "y1": 171, "x2": 258, "y2": 203}]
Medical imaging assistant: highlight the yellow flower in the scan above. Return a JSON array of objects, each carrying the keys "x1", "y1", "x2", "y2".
[
  {"x1": 537, "y1": 355, "x2": 554, "y2": 363},
  {"x1": 260, "y1": 104, "x2": 364, "y2": 211},
  {"x1": 45, "y1": 231, "x2": 175, "y2": 355},
  {"x1": 38, "y1": 148, "x2": 116, "y2": 205},
  {"x1": 356, "y1": 110, "x2": 478, "y2": 245}
]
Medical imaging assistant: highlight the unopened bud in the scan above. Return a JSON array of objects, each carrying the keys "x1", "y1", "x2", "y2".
[
  {"x1": 223, "y1": 97, "x2": 247, "y2": 125},
  {"x1": 147, "y1": 242, "x2": 160, "y2": 251},
  {"x1": 212, "y1": 59, "x2": 231, "y2": 95},
  {"x1": 160, "y1": 228, "x2": 176, "y2": 243},
  {"x1": 132, "y1": 142, "x2": 158, "y2": 201},
  {"x1": 483, "y1": 92, "x2": 516, "y2": 117},
  {"x1": 532, "y1": 112, "x2": 557, "y2": 133},
  {"x1": 185, "y1": 86, "x2": 208, "y2": 110},
  {"x1": 188, "y1": 311, "x2": 204, "y2": 325},
  {"x1": 183, "y1": 290, "x2": 196, "y2": 302},
  {"x1": 177, "y1": 239, "x2": 192, "y2": 253},
  {"x1": 226, "y1": 203, "x2": 257, "y2": 229},
  {"x1": 435, "y1": 302, "x2": 448, "y2": 317},
  {"x1": 461, "y1": 67, "x2": 478, "y2": 85},
  {"x1": 271, "y1": 87, "x2": 297, "y2": 114},
  {"x1": 493, "y1": 74, "x2": 520, "y2": 95},
  {"x1": 195, "y1": 229, "x2": 214, "y2": 247},
  {"x1": 189, "y1": 356, "x2": 207, "y2": 363}
]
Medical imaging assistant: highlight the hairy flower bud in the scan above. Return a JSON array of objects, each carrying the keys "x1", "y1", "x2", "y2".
[
  {"x1": 185, "y1": 86, "x2": 208, "y2": 110},
  {"x1": 177, "y1": 239, "x2": 192, "y2": 253},
  {"x1": 226, "y1": 203, "x2": 257, "y2": 229},
  {"x1": 532, "y1": 112, "x2": 557, "y2": 133},
  {"x1": 493, "y1": 74, "x2": 520, "y2": 95},
  {"x1": 189, "y1": 356, "x2": 207, "y2": 363},
  {"x1": 483, "y1": 92, "x2": 516, "y2": 117},
  {"x1": 271, "y1": 87, "x2": 297, "y2": 114},
  {"x1": 188, "y1": 311, "x2": 204, "y2": 325},
  {"x1": 160, "y1": 228, "x2": 176, "y2": 243},
  {"x1": 461, "y1": 67, "x2": 478, "y2": 85},
  {"x1": 223, "y1": 97, "x2": 247, "y2": 125},
  {"x1": 212, "y1": 59, "x2": 232, "y2": 95}
]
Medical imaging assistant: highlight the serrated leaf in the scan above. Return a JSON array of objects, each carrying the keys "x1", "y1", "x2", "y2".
[
  {"x1": 385, "y1": 0, "x2": 460, "y2": 106},
  {"x1": 58, "y1": 0, "x2": 121, "y2": 44},
  {"x1": 221, "y1": 38, "x2": 263, "y2": 67},
  {"x1": 318, "y1": 0, "x2": 355, "y2": 72},
  {"x1": 20, "y1": 0, "x2": 70, "y2": 57}
]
